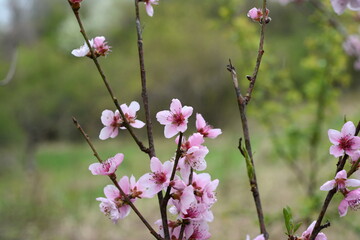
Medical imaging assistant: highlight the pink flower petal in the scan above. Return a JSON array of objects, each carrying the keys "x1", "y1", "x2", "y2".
[
  {"x1": 349, "y1": 0, "x2": 360, "y2": 10},
  {"x1": 129, "y1": 101, "x2": 140, "y2": 113},
  {"x1": 338, "y1": 198, "x2": 349, "y2": 217},
  {"x1": 99, "y1": 126, "x2": 116, "y2": 140},
  {"x1": 113, "y1": 153, "x2": 124, "y2": 166},
  {"x1": 345, "y1": 179, "x2": 360, "y2": 187},
  {"x1": 207, "y1": 129, "x2": 222, "y2": 139},
  {"x1": 170, "y1": 99, "x2": 182, "y2": 113},
  {"x1": 89, "y1": 162, "x2": 102, "y2": 175},
  {"x1": 164, "y1": 123, "x2": 179, "y2": 138},
  {"x1": 145, "y1": 3, "x2": 154, "y2": 17},
  {"x1": 253, "y1": 234, "x2": 265, "y2": 240},
  {"x1": 320, "y1": 180, "x2": 336, "y2": 191},
  {"x1": 150, "y1": 157, "x2": 162, "y2": 172},
  {"x1": 331, "y1": 0, "x2": 349, "y2": 14},
  {"x1": 328, "y1": 129, "x2": 341, "y2": 144},
  {"x1": 101, "y1": 110, "x2": 115, "y2": 126},
  {"x1": 104, "y1": 185, "x2": 120, "y2": 200},
  {"x1": 196, "y1": 113, "x2": 206, "y2": 129},
  {"x1": 352, "y1": 136, "x2": 360, "y2": 149},
  {"x1": 341, "y1": 121, "x2": 356, "y2": 136},
  {"x1": 131, "y1": 119, "x2": 145, "y2": 128},
  {"x1": 156, "y1": 110, "x2": 171, "y2": 125},
  {"x1": 176, "y1": 122, "x2": 188, "y2": 133},
  {"x1": 181, "y1": 106, "x2": 193, "y2": 118},
  {"x1": 335, "y1": 170, "x2": 347, "y2": 179},
  {"x1": 330, "y1": 145, "x2": 344, "y2": 157}
]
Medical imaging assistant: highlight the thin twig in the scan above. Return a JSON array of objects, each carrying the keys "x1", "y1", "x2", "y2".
[
  {"x1": 162, "y1": 132, "x2": 184, "y2": 207},
  {"x1": 68, "y1": 2, "x2": 150, "y2": 156},
  {"x1": 72, "y1": 117, "x2": 162, "y2": 240},
  {"x1": 134, "y1": 0, "x2": 156, "y2": 158},
  {"x1": 227, "y1": 60, "x2": 268, "y2": 239},
  {"x1": 244, "y1": 0, "x2": 267, "y2": 104},
  {"x1": 309, "y1": 120, "x2": 360, "y2": 240},
  {"x1": 133, "y1": 1, "x2": 170, "y2": 238}
]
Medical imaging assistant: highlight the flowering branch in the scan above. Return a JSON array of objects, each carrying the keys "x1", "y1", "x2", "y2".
[
  {"x1": 309, "y1": 120, "x2": 360, "y2": 240},
  {"x1": 67, "y1": 1, "x2": 150, "y2": 156},
  {"x1": 72, "y1": 117, "x2": 162, "y2": 240}
]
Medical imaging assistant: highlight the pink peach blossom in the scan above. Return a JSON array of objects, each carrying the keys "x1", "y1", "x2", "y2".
[
  {"x1": 96, "y1": 176, "x2": 136, "y2": 222},
  {"x1": 99, "y1": 109, "x2": 122, "y2": 140},
  {"x1": 190, "y1": 173, "x2": 219, "y2": 207},
  {"x1": 71, "y1": 36, "x2": 111, "y2": 58},
  {"x1": 247, "y1": 7, "x2": 270, "y2": 22},
  {"x1": 320, "y1": 169, "x2": 360, "y2": 192},
  {"x1": 93, "y1": 36, "x2": 111, "y2": 56},
  {"x1": 156, "y1": 99, "x2": 193, "y2": 138},
  {"x1": 196, "y1": 113, "x2": 222, "y2": 139},
  {"x1": 338, "y1": 188, "x2": 360, "y2": 217},
  {"x1": 300, "y1": 221, "x2": 327, "y2": 240},
  {"x1": 119, "y1": 101, "x2": 145, "y2": 129},
  {"x1": 328, "y1": 121, "x2": 360, "y2": 158},
  {"x1": 137, "y1": 157, "x2": 173, "y2": 198},
  {"x1": 89, "y1": 153, "x2": 124, "y2": 175}
]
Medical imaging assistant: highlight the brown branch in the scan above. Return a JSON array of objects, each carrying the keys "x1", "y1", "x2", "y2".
[
  {"x1": 244, "y1": 0, "x2": 267, "y2": 104},
  {"x1": 309, "y1": 120, "x2": 360, "y2": 240},
  {"x1": 134, "y1": 0, "x2": 156, "y2": 158},
  {"x1": 68, "y1": 2, "x2": 150, "y2": 156},
  {"x1": 162, "y1": 132, "x2": 184, "y2": 207},
  {"x1": 227, "y1": 60, "x2": 268, "y2": 239},
  {"x1": 72, "y1": 117, "x2": 162, "y2": 240}
]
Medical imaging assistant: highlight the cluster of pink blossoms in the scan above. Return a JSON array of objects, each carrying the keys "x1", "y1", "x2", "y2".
[
  {"x1": 90, "y1": 98, "x2": 221, "y2": 239},
  {"x1": 72, "y1": 36, "x2": 111, "y2": 58},
  {"x1": 320, "y1": 121, "x2": 360, "y2": 217}
]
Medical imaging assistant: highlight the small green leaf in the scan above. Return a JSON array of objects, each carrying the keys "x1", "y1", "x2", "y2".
[
  {"x1": 294, "y1": 222, "x2": 302, "y2": 233},
  {"x1": 283, "y1": 207, "x2": 291, "y2": 234}
]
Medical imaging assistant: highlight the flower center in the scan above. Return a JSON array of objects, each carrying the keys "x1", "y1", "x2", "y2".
[
  {"x1": 172, "y1": 113, "x2": 185, "y2": 126},
  {"x1": 349, "y1": 198, "x2": 360, "y2": 211},
  {"x1": 339, "y1": 136, "x2": 354, "y2": 151},
  {"x1": 152, "y1": 172, "x2": 167, "y2": 184},
  {"x1": 102, "y1": 161, "x2": 111, "y2": 172}
]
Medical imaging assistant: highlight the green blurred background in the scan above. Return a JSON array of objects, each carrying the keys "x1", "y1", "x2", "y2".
[{"x1": 0, "y1": 0, "x2": 359, "y2": 239}]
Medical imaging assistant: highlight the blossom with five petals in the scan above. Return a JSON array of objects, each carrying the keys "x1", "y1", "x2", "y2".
[
  {"x1": 156, "y1": 99, "x2": 193, "y2": 138},
  {"x1": 328, "y1": 121, "x2": 360, "y2": 158},
  {"x1": 320, "y1": 169, "x2": 360, "y2": 192}
]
